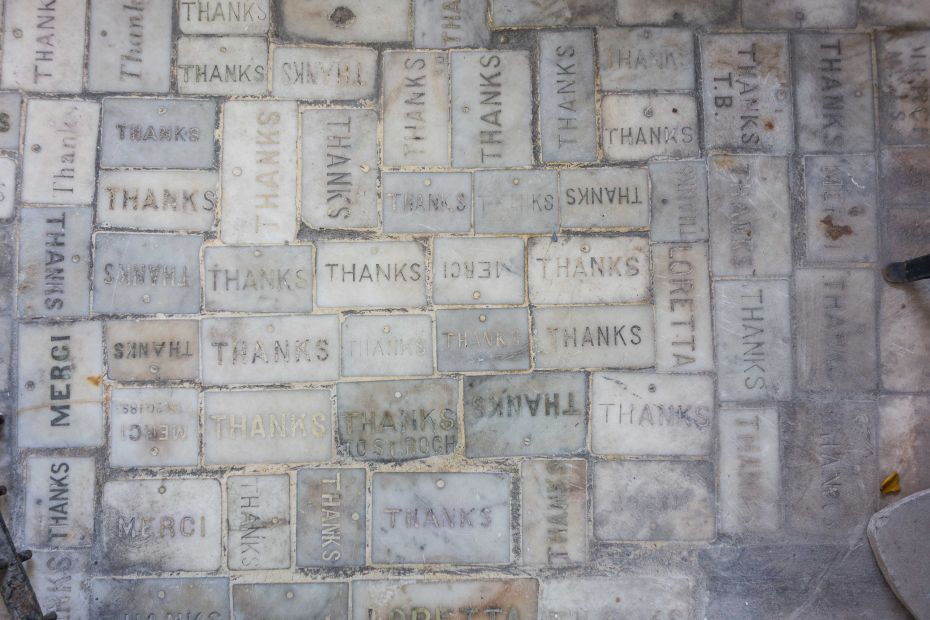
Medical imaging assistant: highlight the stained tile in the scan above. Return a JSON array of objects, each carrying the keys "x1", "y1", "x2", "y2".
[
  {"x1": 25, "y1": 456, "x2": 95, "y2": 548},
  {"x1": 90, "y1": 578, "x2": 229, "y2": 618},
  {"x1": 718, "y1": 406, "x2": 780, "y2": 533},
  {"x1": 272, "y1": 45, "x2": 377, "y2": 100},
  {"x1": 0, "y1": 93, "x2": 22, "y2": 151},
  {"x1": 521, "y1": 460, "x2": 586, "y2": 565},
  {"x1": 105, "y1": 318, "x2": 200, "y2": 381},
  {"x1": 474, "y1": 169, "x2": 559, "y2": 234},
  {"x1": 491, "y1": 0, "x2": 615, "y2": 26},
  {"x1": 433, "y1": 237, "x2": 525, "y2": 305},
  {"x1": 179, "y1": 0, "x2": 271, "y2": 33},
  {"x1": 382, "y1": 172, "x2": 472, "y2": 233},
  {"x1": 532, "y1": 305, "x2": 656, "y2": 369},
  {"x1": 315, "y1": 241, "x2": 428, "y2": 308},
  {"x1": 109, "y1": 387, "x2": 199, "y2": 468},
  {"x1": 341, "y1": 314, "x2": 434, "y2": 377},
  {"x1": 602, "y1": 93, "x2": 699, "y2": 161},
  {"x1": 177, "y1": 36, "x2": 269, "y2": 96},
  {"x1": 597, "y1": 27, "x2": 695, "y2": 91},
  {"x1": 204, "y1": 245, "x2": 313, "y2": 312},
  {"x1": 877, "y1": 30, "x2": 930, "y2": 145},
  {"x1": 559, "y1": 167, "x2": 649, "y2": 229},
  {"x1": 804, "y1": 155, "x2": 877, "y2": 263},
  {"x1": 879, "y1": 395, "x2": 930, "y2": 502},
  {"x1": 2, "y1": 0, "x2": 86, "y2": 93},
  {"x1": 279, "y1": 0, "x2": 411, "y2": 42},
  {"x1": 538, "y1": 30, "x2": 597, "y2": 163},
  {"x1": 436, "y1": 308, "x2": 530, "y2": 372},
  {"x1": 96, "y1": 169, "x2": 218, "y2": 232},
  {"x1": 296, "y1": 468, "x2": 366, "y2": 567},
  {"x1": 227, "y1": 475, "x2": 290, "y2": 570},
  {"x1": 414, "y1": 0, "x2": 490, "y2": 48},
  {"x1": 382, "y1": 51, "x2": 450, "y2": 167}
]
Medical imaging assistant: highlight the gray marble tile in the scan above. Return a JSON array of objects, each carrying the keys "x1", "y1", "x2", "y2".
[
  {"x1": 109, "y1": 387, "x2": 200, "y2": 467},
  {"x1": 296, "y1": 468, "x2": 366, "y2": 567},
  {"x1": 26, "y1": 551, "x2": 90, "y2": 620},
  {"x1": 0, "y1": 93, "x2": 22, "y2": 151},
  {"x1": 1, "y1": 0, "x2": 86, "y2": 93},
  {"x1": 382, "y1": 51, "x2": 450, "y2": 167},
  {"x1": 341, "y1": 314, "x2": 434, "y2": 377},
  {"x1": 316, "y1": 241, "x2": 427, "y2": 308},
  {"x1": 100, "y1": 98, "x2": 217, "y2": 169},
  {"x1": 204, "y1": 245, "x2": 313, "y2": 313},
  {"x1": 273, "y1": 45, "x2": 377, "y2": 100},
  {"x1": 0, "y1": 157, "x2": 13, "y2": 221},
  {"x1": 474, "y1": 169, "x2": 559, "y2": 234},
  {"x1": 371, "y1": 472, "x2": 511, "y2": 564},
  {"x1": 861, "y1": 0, "x2": 930, "y2": 25},
  {"x1": 521, "y1": 460, "x2": 586, "y2": 565},
  {"x1": 880, "y1": 280, "x2": 930, "y2": 391},
  {"x1": 25, "y1": 456, "x2": 95, "y2": 548},
  {"x1": 179, "y1": 0, "x2": 271, "y2": 34},
  {"x1": 654, "y1": 242, "x2": 713, "y2": 372},
  {"x1": 877, "y1": 31, "x2": 930, "y2": 145},
  {"x1": 597, "y1": 27, "x2": 695, "y2": 91},
  {"x1": 616, "y1": 0, "x2": 735, "y2": 24},
  {"x1": 0, "y1": 316, "x2": 10, "y2": 393},
  {"x1": 491, "y1": 0, "x2": 615, "y2": 26},
  {"x1": 879, "y1": 147, "x2": 930, "y2": 208},
  {"x1": 227, "y1": 474, "x2": 290, "y2": 570},
  {"x1": 279, "y1": 0, "x2": 411, "y2": 42},
  {"x1": 539, "y1": 577, "x2": 694, "y2": 619},
  {"x1": 649, "y1": 160, "x2": 709, "y2": 242},
  {"x1": 602, "y1": 93, "x2": 699, "y2": 161},
  {"x1": 532, "y1": 305, "x2": 656, "y2": 369},
  {"x1": 433, "y1": 237, "x2": 525, "y2": 305},
  {"x1": 463, "y1": 372, "x2": 586, "y2": 457},
  {"x1": 743, "y1": 0, "x2": 857, "y2": 28},
  {"x1": 96, "y1": 169, "x2": 218, "y2": 232},
  {"x1": 233, "y1": 583, "x2": 348, "y2": 620},
  {"x1": 336, "y1": 379, "x2": 458, "y2": 461},
  {"x1": 105, "y1": 318, "x2": 200, "y2": 381},
  {"x1": 718, "y1": 406, "x2": 780, "y2": 534},
  {"x1": 804, "y1": 155, "x2": 877, "y2": 263},
  {"x1": 436, "y1": 308, "x2": 530, "y2": 372},
  {"x1": 382, "y1": 172, "x2": 472, "y2": 233},
  {"x1": 538, "y1": 30, "x2": 597, "y2": 163},
  {"x1": 177, "y1": 36, "x2": 269, "y2": 96},
  {"x1": 879, "y1": 395, "x2": 930, "y2": 503},
  {"x1": 559, "y1": 167, "x2": 649, "y2": 229},
  {"x1": 354, "y1": 580, "x2": 537, "y2": 620},
  {"x1": 415, "y1": 0, "x2": 490, "y2": 48},
  {"x1": 91, "y1": 578, "x2": 230, "y2": 619},
  {"x1": 204, "y1": 389, "x2": 332, "y2": 464}
]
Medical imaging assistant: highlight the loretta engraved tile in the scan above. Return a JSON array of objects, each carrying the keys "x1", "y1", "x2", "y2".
[
  {"x1": 597, "y1": 27, "x2": 695, "y2": 92},
  {"x1": 109, "y1": 387, "x2": 199, "y2": 468},
  {"x1": 296, "y1": 468, "x2": 366, "y2": 567},
  {"x1": 272, "y1": 45, "x2": 377, "y2": 100},
  {"x1": 227, "y1": 475, "x2": 290, "y2": 570},
  {"x1": 96, "y1": 170, "x2": 218, "y2": 232},
  {"x1": 538, "y1": 30, "x2": 597, "y2": 163},
  {"x1": 2, "y1": 0, "x2": 86, "y2": 93},
  {"x1": 521, "y1": 460, "x2": 586, "y2": 565},
  {"x1": 653, "y1": 242, "x2": 713, "y2": 372},
  {"x1": 177, "y1": 36, "x2": 269, "y2": 96},
  {"x1": 233, "y1": 583, "x2": 348, "y2": 620},
  {"x1": 25, "y1": 456, "x2": 96, "y2": 548}
]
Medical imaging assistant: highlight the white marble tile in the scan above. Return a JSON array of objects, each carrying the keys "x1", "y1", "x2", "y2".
[
  {"x1": 87, "y1": 0, "x2": 173, "y2": 93},
  {"x1": 559, "y1": 167, "x2": 649, "y2": 229},
  {"x1": 743, "y1": 0, "x2": 857, "y2": 28},
  {"x1": 18, "y1": 206, "x2": 92, "y2": 318},
  {"x1": 877, "y1": 31, "x2": 930, "y2": 145},
  {"x1": 597, "y1": 27, "x2": 695, "y2": 91},
  {"x1": 0, "y1": 156, "x2": 14, "y2": 220},
  {"x1": 204, "y1": 389, "x2": 332, "y2": 464},
  {"x1": 96, "y1": 169, "x2": 217, "y2": 232},
  {"x1": 0, "y1": 93, "x2": 22, "y2": 151},
  {"x1": 474, "y1": 169, "x2": 559, "y2": 234},
  {"x1": 371, "y1": 472, "x2": 511, "y2": 564},
  {"x1": 879, "y1": 395, "x2": 930, "y2": 503},
  {"x1": 91, "y1": 578, "x2": 229, "y2": 619},
  {"x1": 654, "y1": 242, "x2": 714, "y2": 372},
  {"x1": 227, "y1": 475, "x2": 290, "y2": 570},
  {"x1": 279, "y1": 0, "x2": 411, "y2": 42},
  {"x1": 176, "y1": 36, "x2": 268, "y2": 96},
  {"x1": 532, "y1": 305, "x2": 655, "y2": 369},
  {"x1": 26, "y1": 551, "x2": 90, "y2": 620},
  {"x1": 296, "y1": 468, "x2": 366, "y2": 567},
  {"x1": 492, "y1": 0, "x2": 616, "y2": 26},
  {"x1": 341, "y1": 314, "x2": 433, "y2": 377},
  {"x1": 592, "y1": 372, "x2": 714, "y2": 456},
  {"x1": 414, "y1": 0, "x2": 490, "y2": 48},
  {"x1": 382, "y1": 51, "x2": 450, "y2": 167},
  {"x1": 25, "y1": 456, "x2": 95, "y2": 548},
  {"x1": 92, "y1": 232, "x2": 202, "y2": 315},
  {"x1": 804, "y1": 155, "x2": 877, "y2": 263},
  {"x1": 521, "y1": 460, "x2": 586, "y2": 565},
  {"x1": 602, "y1": 93, "x2": 699, "y2": 161},
  {"x1": 436, "y1": 308, "x2": 530, "y2": 372},
  {"x1": 221, "y1": 100, "x2": 298, "y2": 244},
  {"x1": 433, "y1": 236, "x2": 525, "y2": 305},
  {"x1": 109, "y1": 387, "x2": 200, "y2": 468},
  {"x1": 17, "y1": 321, "x2": 104, "y2": 448},
  {"x1": 100, "y1": 98, "x2": 217, "y2": 169},
  {"x1": 273, "y1": 45, "x2": 377, "y2": 100},
  {"x1": 315, "y1": 241, "x2": 428, "y2": 308},
  {"x1": 22, "y1": 100, "x2": 100, "y2": 205},
  {"x1": 204, "y1": 245, "x2": 313, "y2": 313},
  {"x1": 527, "y1": 235, "x2": 650, "y2": 304},
  {"x1": 539, "y1": 577, "x2": 694, "y2": 619},
  {"x1": 649, "y1": 161, "x2": 709, "y2": 242},
  {"x1": 105, "y1": 319, "x2": 200, "y2": 381},
  {"x1": 617, "y1": 0, "x2": 735, "y2": 24},
  {"x1": 201, "y1": 315, "x2": 340, "y2": 385},
  {"x1": 451, "y1": 51, "x2": 533, "y2": 167},
  {"x1": 539, "y1": 30, "x2": 597, "y2": 163},
  {"x1": 179, "y1": 0, "x2": 271, "y2": 34},
  {"x1": 233, "y1": 583, "x2": 348, "y2": 619},
  {"x1": 382, "y1": 172, "x2": 471, "y2": 233},
  {"x1": 463, "y1": 372, "x2": 586, "y2": 457},
  {"x1": 1, "y1": 0, "x2": 86, "y2": 93},
  {"x1": 718, "y1": 406, "x2": 780, "y2": 533},
  {"x1": 880, "y1": 280, "x2": 930, "y2": 392}
]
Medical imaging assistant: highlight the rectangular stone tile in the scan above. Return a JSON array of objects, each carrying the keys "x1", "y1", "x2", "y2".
[
  {"x1": 382, "y1": 51, "x2": 450, "y2": 167},
  {"x1": 598, "y1": 27, "x2": 695, "y2": 91},
  {"x1": 522, "y1": 460, "x2": 586, "y2": 565},
  {"x1": 26, "y1": 551, "x2": 90, "y2": 620},
  {"x1": 492, "y1": 0, "x2": 615, "y2": 26},
  {"x1": 100, "y1": 479, "x2": 222, "y2": 572},
  {"x1": 539, "y1": 30, "x2": 596, "y2": 163},
  {"x1": 593, "y1": 460, "x2": 714, "y2": 541},
  {"x1": 559, "y1": 167, "x2": 649, "y2": 229},
  {"x1": 861, "y1": 0, "x2": 930, "y2": 25},
  {"x1": 201, "y1": 315, "x2": 339, "y2": 385},
  {"x1": 279, "y1": 0, "x2": 411, "y2": 42},
  {"x1": 18, "y1": 206, "x2": 92, "y2": 318},
  {"x1": 0, "y1": 93, "x2": 22, "y2": 151},
  {"x1": 296, "y1": 468, "x2": 366, "y2": 567},
  {"x1": 0, "y1": 316, "x2": 10, "y2": 393},
  {"x1": 743, "y1": 0, "x2": 856, "y2": 27},
  {"x1": 700, "y1": 34, "x2": 793, "y2": 154},
  {"x1": 96, "y1": 169, "x2": 218, "y2": 232},
  {"x1": 654, "y1": 242, "x2": 713, "y2": 372},
  {"x1": 592, "y1": 372, "x2": 713, "y2": 456},
  {"x1": 315, "y1": 241, "x2": 427, "y2": 308},
  {"x1": 0, "y1": 157, "x2": 15, "y2": 220},
  {"x1": 91, "y1": 578, "x2": 230, "y2": 619},
  {"x1": 233, "y1": 583, "x2": 348, "y2": 620},
  {"x1": 415, "y1": 0, "x2": 490, "y2": 48},
  {"x1": 649, "y1": 160, "x2": 709, "y2": 242},
  {"x1": 463, "y1": 372, "x2": 586, "y2": 457},
  {"x1": 880, "y1": 280, "x2": 930, "y2": 391},
  {"x1": 204, "y1": 389, "x2": 332, "y2": 464},
  {"x1": 341, "y1": 314, "x2": 433, "y2": 377},
  {"x1": 204, "y1": 245, "x2": 313, "y2": 313},
  {"x1": 879, "y1": 395, "x2": 930, "y2": 502},
  {"x1": 539, "y1": 577, "x2": 694, "y2": 619},
  {"x1": 884, "y1": 208, "x2": 930, "y2": 266},
  {"x1": 221, "y1": 100, "x2": 298, "y2": 244},
  {"x1": 532, "y1": 305, "x2": 655, "y2": 369},
  {"x1": 87, "y1": 0, "x2": 173, "y2": 93},
  {"x1": 273, "y1": 45, "x2": 377, "y2": 100},
  {"x1": 371, "y1": 472, "x2": 511, "y2": 564},
  {"x1": 177, "y1": 36, "x2": 268, "y2": 96},
  {"x1": 602, "y1": 93, "x2": 699, "y2": 161},
  {"x1": 105, "y1": 318, "x2": 199, "y2": 381},
  {"x1": 18, "y1": 321, "x2": 104, "y2": 448},
  {"x1": 337, "y1": 379, "x2": 458, "y2": 461},
  {"x1": 708, "y1": 155, "x2": 791, "y2": 277},
  {"x1": 713, "y1": 280, "x2": 792, "y2": 402},
  {"x1": 1, "y1": 0, "x2": 86, "y2": 93},
  {"x1": 718, "y1": 406, "x2": 780, "y2": 534},
  {"x1": 382, "y1": 172, "x2": 472, "y2": 233},
  {"x1": 100, "y1": 98, "x2": 217, "y2": 169},
  {"x1": 433, "y1": 237, "x2": 525, "y2": 305},
  {"x1": 784, "y1": 400, "x2": 878, "y2": 536},
  {"x1": 474, "y1": 169, "x2": 559, "y2": 234},
  {"x1": 92, "y1": 232, "x2": 202, "y2": 314},
  {"x1": 795, "y1": 34, "x2": 875, "y2": 153},
  {"x1": 22, "y1": 100, "x2": 100, "y2": 205},
  {"x1": 25, "y1": 456, "x2": 95, "y2": 548},
  {"x1": 0, "y1": 225, "x2": 13, "y2": 312},
  {"x1": 302, "y1": 107, "x2": 378, "y2": 229},
  {"x1": 880, "y1": 148, "x2": 930, "y2": 208},
  {"x1": 179, "y1": 0, "x2": 271, "y2": 33},
  {"x1": 804, "y1": 155, "x2": 877, "y2": 263},
  {"x1": 437, "y1": 308, "x2": 530, "y2": 372},
  {"x1": 528, "y1": 235, "x2": 650, "y2": 304},
  {"x1": 796, "y1": 269, "x2": 877, "y2": 392},
  {"x1": 227, "y1": 475, "x2": 290, "y2": 570},
  {"x1": 451, "y1": 51, "x2": 533, "y2": 167},
  {"x1": 617, "y1": 0, "x2": 735, "y2": 24},
  {"x1": 109, "y1": 387, "x2": 199, "y2": 467},
  {"x1": 355, "y1": 581, "x2": 537, "y2": 620},
  {"x1": 878, "y1": 31, "x2": 930, "y2": 145}
]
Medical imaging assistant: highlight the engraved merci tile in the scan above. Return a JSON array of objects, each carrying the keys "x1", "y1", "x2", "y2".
[
  {"x1": 227, "y1": 475, "x2": 290, "y2": 570},
  {"x1": 18, "y1": 321, "x2": 104, "y2": 448},
  {"x1": 371, "y1": 472, "x2": 511, "y2": 564},
  {"x1": 315, "y1": 241, "x2": 428, "y2": 308},
  {"x1": 273, "y1": 46, "x2": 377, "y2": 100},
  {"x1": 649, "y1": 161, "x2": 708, "y2": 242},
  {"x1": 463, "y1": 372, "x2": 587, "y2": 457},
  {"x1": 742, "y1": 0, "x2": 857, "y2": 28},
  {"x1": 804, "y1": 155, "x2": 877, "y2": 263},
  {"x1": 437, "y1": 308, "x2": 530, "y2": 372},
  {"x1": 719, "y1": 407, "x2": 780, "y2": 534},
  {"x1": 96, "y1": 170, "x2": 218, "y2": 232},
  {"x1": 1, "y1": 0, "x2": 86, "y2": 93},
  {"x1": 0, "y1": 93, "x2": 22, "y2": 151},
  {"x1": 90, "y1": 578, "x2": 230, "y2": 619},
  {"x1": 382, "y1": 51, "x2": 450, "y2": 167},
  {"x1": 179, "y1": 0, "x2": 271, "y2": 34},
  {"x1": 433, "y1": 237, "x2": 525, "y2": 305},
  {"x1": 233, "y1": 583, "x2": 348, "y2": 620},
  {"x1": 522, "y1": 460, "x2": 586, "y2": 565},
  {"x1": 337, "y1": 379, "x2": 458, "y2": 461},
  {"x1": 177, "y1": 36, "x2": 268, "y2": 96},
  {"x1": 414, "y1": 0, "x2": 490, "y2": 48},
  {"x1": 26, "y1": 551, "x2": 90, "y2": 620},
  {"x1": 654, "y1": 242, "x2": 714, "y2": 372},
  {"x1": 18, "y1": 207, "x2": 93, "y2": 318},
  {"x1": 105, "y1": 319, "x2": 199, "y2": 381},
  {"x1": 560, "y1": 167, "x2": 649, "y2": 230},
  {"x1": 597, "y1": 27, "x2": 695, "y2": 91},
  {"x1": 539, "y1": 30, "x2": 597, "y2": 163},
  {"x1": 279, "y1": 0, "x2": 411, "y2": 42},
  {"x1": 341, "y1": 314, "x2": 433, "y2": 377},
  {"x1": 539, "y1": 577, "x2": 694, "y2": 619},
  {"x1": 382, "y1": 172, "x2": 472, "y2": 234},
  {"x1": 25, "y1": 456, "x2": 95, "y2": 548},
  {"x1": 204, "y1": 389, "x2": 332, "y2": 464},
  {"x1": 109, "y1": 387, "x2": 199, "y2": 468},
  {"x1": 602, "y1": 93, "x2": 699, "y2": 161},
  {"x1": 354, "y1": 580, "x2": 538, "y2": 620},
  {"x1": 204, "y1": 245, "x2": 313, "y2": 313},
  {"x1": 296, "y1": 468, "x2": 366, "y2": 568},
  {"x1": 474, "y1": 169, "x2": 558, "y2": 234},
  {"x1": 100, "y1": 98, "x2": 217, "y2": 169}
]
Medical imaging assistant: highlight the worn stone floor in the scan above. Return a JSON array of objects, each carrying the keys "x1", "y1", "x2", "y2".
[{"x1": 1, "y1": 0, "x2": 930, "y2": 618}]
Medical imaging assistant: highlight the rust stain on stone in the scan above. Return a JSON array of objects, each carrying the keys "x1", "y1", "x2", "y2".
[
  {"x1": 820, "y1": 215, "x2": 854, "y2": 241},
  {"x1": 86, "y1": 374, "x2": 103, "y2": 387}
]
